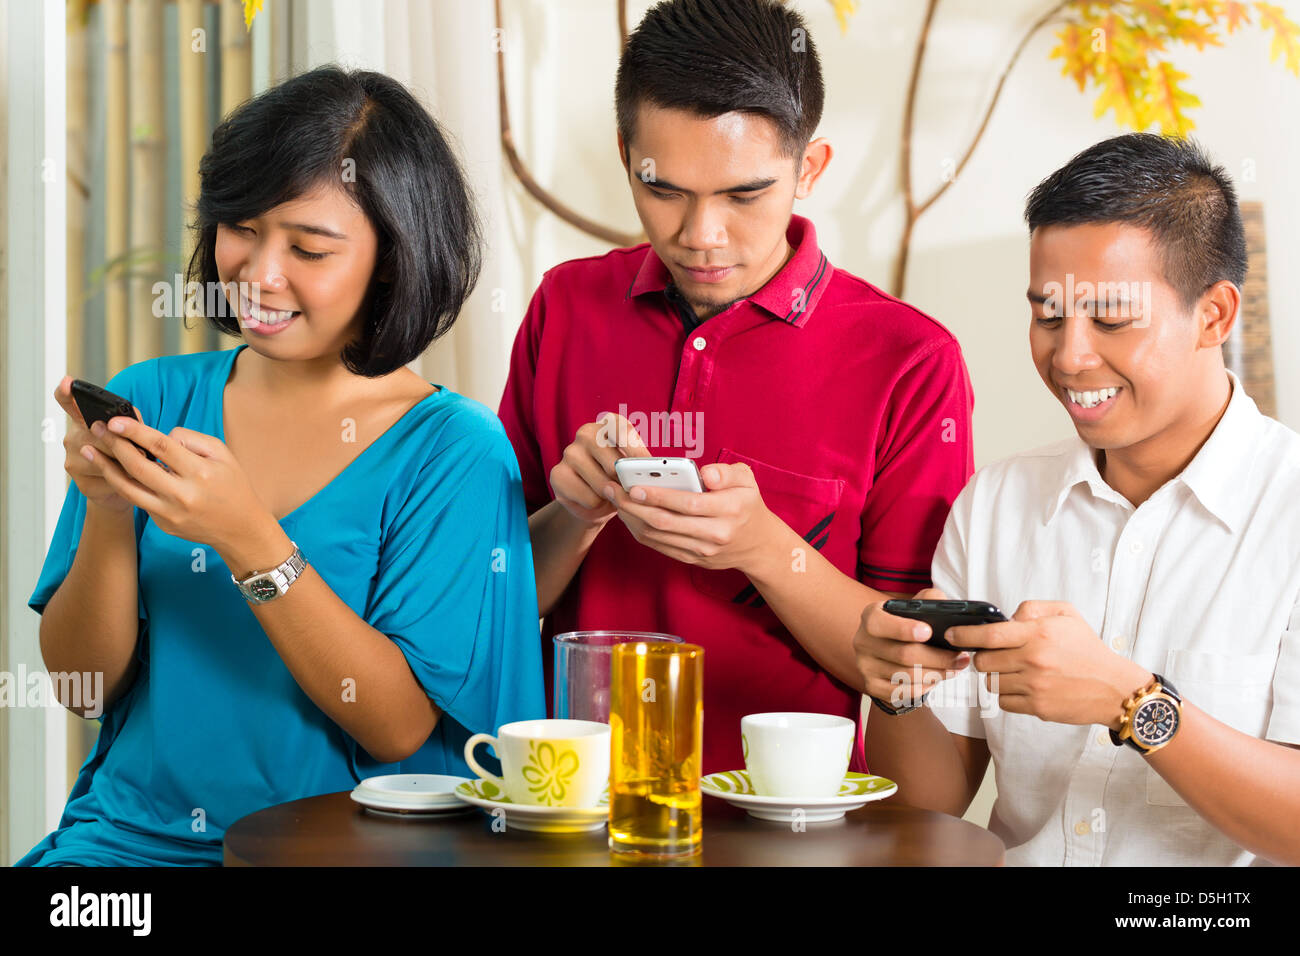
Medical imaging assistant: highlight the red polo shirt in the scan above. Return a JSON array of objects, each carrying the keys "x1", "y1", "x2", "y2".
[{"x1": 499, "y1": 215, "x2": 974, "y2": 774}]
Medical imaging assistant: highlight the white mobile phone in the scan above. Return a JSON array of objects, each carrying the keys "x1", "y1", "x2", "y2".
[{"x1": 614, "y1": 456, "x2": 704, "y2": 493}]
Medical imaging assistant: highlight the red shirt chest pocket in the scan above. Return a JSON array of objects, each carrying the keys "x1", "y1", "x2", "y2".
[{"x1": 691, "y1": 447, "x2": 846, "y2": 609}]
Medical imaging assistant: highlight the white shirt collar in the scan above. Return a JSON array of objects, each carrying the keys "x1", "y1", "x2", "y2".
[{"x1": 1042, "y1": 370, "x2": 1264, "y2": 532}]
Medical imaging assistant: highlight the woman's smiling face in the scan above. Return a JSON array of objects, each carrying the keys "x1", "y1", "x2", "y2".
[{"x1": 214, "y1": 182, "x2": 380, "y2": 362}]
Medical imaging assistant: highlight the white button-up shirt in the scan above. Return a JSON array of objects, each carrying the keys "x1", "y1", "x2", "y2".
[{"x1": 926, "y1": 372, "x2": 1300, "y2": 866}]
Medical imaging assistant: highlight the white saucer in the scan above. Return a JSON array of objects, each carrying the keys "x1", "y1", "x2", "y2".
[
  {"x1": 355, "y1": 800, "x2": 475, "y2": 819},
  {"x1": 350, "y1": 774, "x2": 475, "y2": 815},
  {"x1": 700, "y1": 770, "x2": 897, "y2": 822},
  {"x1": 453, "y1": 779, "x2": 609, "y2": 833}
]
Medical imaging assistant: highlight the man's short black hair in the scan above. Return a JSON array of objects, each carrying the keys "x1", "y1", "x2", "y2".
[
  {"x1": 1025, "y1": 133, "x2": 1247, "y2": 311},
  {"x1": 615, "y1": 0, "x2": 824, "y2": 159},
  {"x1": 188, "y1": 65, "x2": 481, "y2": 376}
]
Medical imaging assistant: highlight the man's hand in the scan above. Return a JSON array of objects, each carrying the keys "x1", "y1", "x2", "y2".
[
  {"x1": 550, "y1": 413, "x2": 650, "y2": 526},
  {"x1": 946, "y1": 601, "x2": 1153, "y2": 729},
  {"x1": 602, "y1": 461, "x2": 779, "y2": 574},
  {"x1": 853, "y1": 588, "x2": 971, "y2": 708}
]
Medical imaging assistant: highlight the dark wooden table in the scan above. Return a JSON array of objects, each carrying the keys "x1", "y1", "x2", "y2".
[{"x1": 223, "y1": 790, "x2": 1004, "y2": 866}]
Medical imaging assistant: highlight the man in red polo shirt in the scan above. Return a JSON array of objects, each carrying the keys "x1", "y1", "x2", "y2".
[{"x1": 498, "y1": 0, "x2": 974, "y2": 774}]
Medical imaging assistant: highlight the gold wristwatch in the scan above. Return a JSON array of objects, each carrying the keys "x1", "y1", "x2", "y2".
[{"x1": 1110, "y1": 672, "x2": 1183, "y2": 754}]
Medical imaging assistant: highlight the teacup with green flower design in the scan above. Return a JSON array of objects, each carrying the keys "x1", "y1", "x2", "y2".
[{"x1": 464, "y1": 719, "x2": 610, "y2": 808}]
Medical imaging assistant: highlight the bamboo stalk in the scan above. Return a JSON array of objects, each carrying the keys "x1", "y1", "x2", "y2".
[
  {"x1": 269, "y1": 0, "x2": 291, "y2": 88},
  {"x1": 104, "y1": 0, "x2": 130, "y2": 376},
  {"x1": 221, "y1": 0, "x2": 252, "y2": 114},
  {"x1": 179, "y1": 0, "x2": 208, "y2": 353},
  {"x1": 67, "y1": 13, "x2": 90, "y2": 377},
  {"x1": 264, "y1": 0, "x2": 277, "y2": 88},
  {"x1": 128, "y1": 0, "x2": 166, "y2": 363},
  {"x1": 220, "y1": 0, "x2": 252, "y2": 348},
  {"x1": 252, "y1": 0, "x2": 283, "y2": 92},
  {"x1": 68, "y1": 0, "x2": 100, "y2": 800}
]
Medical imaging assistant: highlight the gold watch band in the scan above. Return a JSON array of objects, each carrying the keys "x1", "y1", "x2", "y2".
[{"x1": 1114, "y1": 676, "x2": 1159, "y2": 744}]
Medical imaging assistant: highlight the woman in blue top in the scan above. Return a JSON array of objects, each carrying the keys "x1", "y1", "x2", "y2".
[{"x1": 17, "y1": 66, "x2": 544, "y2": 866}]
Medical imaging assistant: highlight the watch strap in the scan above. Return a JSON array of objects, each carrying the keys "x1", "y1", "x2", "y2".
[
  {"x1": 870, "y1": 690, "x2": 930, "y2": 717},
  {"x1": 232, "y1": 542, "x2": 306, "y2": 603}
]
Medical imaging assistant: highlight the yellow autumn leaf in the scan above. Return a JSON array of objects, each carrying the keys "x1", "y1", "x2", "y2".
[
  {"x1": 1095, "y1": 11, "x2": 1126, "y2": 53},
  {"x1": 1222, "y1": 1, "x2": 1253, "y2": 32},
  {"x1": 1169, "y1": 17, "x2": 1225, "y2": 50},
  {"x1": 1131, "y1": 0, "x2": 1177, "y2": 24},
  {"x1": 1094, "y1": 57, "x2": 1149, "y2": 128},
  {"x1": 1255, "y1": 1, "x2": 1300, "y2": 74},
  {"x1": 827, "y1": 0, "x2": 858, "y2": 34},
  {"x1": 1131, "y1": 27, "x2": 1170, "y2": 56},
  {"x1": 1184, "y1": 0, "x2": 1226, "y2": 18},
  {"x1": 1050, "y1": 23, "x2": 1099, "y2": 91},
  {"x1": 242, "y1": 0, "x2": 264, "y2": 31},
  {"x1": 1147, "y1": 60, "x2": 1201, "y2": 135}
]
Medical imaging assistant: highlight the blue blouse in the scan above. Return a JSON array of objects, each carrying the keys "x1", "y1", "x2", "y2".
[{"x1": 17, "y1": 345, "x2": 544, "y2": 866}]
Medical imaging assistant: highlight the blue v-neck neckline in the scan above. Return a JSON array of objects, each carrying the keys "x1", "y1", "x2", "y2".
[{"x1": 213, "y1": 345, "x2": 446, "y2": 523}]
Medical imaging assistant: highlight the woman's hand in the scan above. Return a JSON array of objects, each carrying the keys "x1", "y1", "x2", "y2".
[
  {"x1": 89, "y1": 415, "x2": 279, "y2": 560},
  {"x1": 55, "y1": 376, "x2": 133, "y2": 514}
]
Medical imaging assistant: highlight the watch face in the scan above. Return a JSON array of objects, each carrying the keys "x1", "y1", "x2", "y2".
[
  {"x1": 1132, "y1": 697, "x2": 1180, "y2": 748},
  {"x1": 249, "y1": 578, "x2": 280, "y2": 602}
]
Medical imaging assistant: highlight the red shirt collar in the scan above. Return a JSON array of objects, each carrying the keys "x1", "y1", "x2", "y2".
[{"x1": 627, "y1": 215, "x2": 831, "y2": 328}]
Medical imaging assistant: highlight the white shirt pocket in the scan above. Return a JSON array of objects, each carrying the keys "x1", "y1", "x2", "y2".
[
  {"x1": 1145, "y1": 649, "x2": 1277, "y2": 807},
  {"x1": 1164, "y1": 649, "x2": 1277, "y2": 734}
]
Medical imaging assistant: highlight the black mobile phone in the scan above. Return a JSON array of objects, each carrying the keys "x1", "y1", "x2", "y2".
[
  {"x1": 69, "y1": 379, "x2": 155, "y2": 462},
  {"x1": 883, "y1": 599, "x2": 1008, "y2": 652}
]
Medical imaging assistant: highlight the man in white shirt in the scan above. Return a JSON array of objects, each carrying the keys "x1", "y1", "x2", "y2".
[{"x1": 854, "y1": 133, "x2": 1300, "y2": 866}]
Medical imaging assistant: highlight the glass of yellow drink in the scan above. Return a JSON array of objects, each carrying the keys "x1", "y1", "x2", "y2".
[{"x1": 608, "y1": 642, "x2": 704, "y2": 858}]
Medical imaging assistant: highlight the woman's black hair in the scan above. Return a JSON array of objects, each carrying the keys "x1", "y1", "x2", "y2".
[
  {"x1": 1025, "y1": 133, "x2": 1247, "y2": 310},
  {"x1": 615, "y1": 0, "x2": 824, "y2": 159},
  {"x1": 187, "y1": 65, "x2": 482, "y2": 376}
]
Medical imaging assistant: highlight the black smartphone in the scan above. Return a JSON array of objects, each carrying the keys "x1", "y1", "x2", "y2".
[
  {"x1": 69, "y1": 380, "x2": 155, "y2": 462},
  {"x1": 882, "y1": 599, "x2": 1008, "y2": 652}
]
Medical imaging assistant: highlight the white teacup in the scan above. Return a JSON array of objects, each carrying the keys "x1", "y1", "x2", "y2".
[
  {"x1": 464, "y1": 718, "x2": 610, "y2": 808},
  {"x1": 741, "y1": 712, "x2": 855, "y2": 798}
]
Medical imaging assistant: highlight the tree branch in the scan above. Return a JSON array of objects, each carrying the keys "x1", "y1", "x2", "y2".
[
  {"x1": 893, "y1": 0, "x2": 1075, "y2": 294},
  {"x1": 495, "y1": 0, "x2": 643, "y2": 248},
  {"x1": 894, "y1": 0, "x2": 942, "y2": 295},
  {"x1": 915, "y1": 0, "x2": 1073, "y2": 218}
]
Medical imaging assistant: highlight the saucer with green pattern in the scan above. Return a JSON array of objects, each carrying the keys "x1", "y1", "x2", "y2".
[
  {"x1": 700, "y1": 770, "x2": 897, "y2": 822},
  {"x1": 453, "y1": 778, "x2": 609, "y2": 833}
]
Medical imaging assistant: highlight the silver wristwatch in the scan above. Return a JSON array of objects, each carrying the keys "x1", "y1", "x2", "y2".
[{"x1": 231, "y1": 542, "x2": 307, "y2": 603}]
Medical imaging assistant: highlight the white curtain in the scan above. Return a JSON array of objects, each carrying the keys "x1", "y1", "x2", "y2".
[
  {"x1": 289, "y1": 0, "x2": 527, "y2": 411},
  {"x1": 289, "y1": 0, "x2": 641, "y2": 412}
]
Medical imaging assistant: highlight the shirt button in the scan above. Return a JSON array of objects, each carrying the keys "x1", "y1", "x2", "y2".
[
  {"x1": 1075, "y1": 821, "x2": 1091, "y2": 836},
  {"x1": 1110, "y1": 635, "x2": 1126, "y2": 651},
  {"x1": 692, "y1": 336, "x2": 706, "y2": 351},
  {"x1": 1129, "y1": 540, "x2": 1143, "y2": 554},
  {"x1": 1097, "y1": 731, "x2": 1110, "y2": 746}
]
